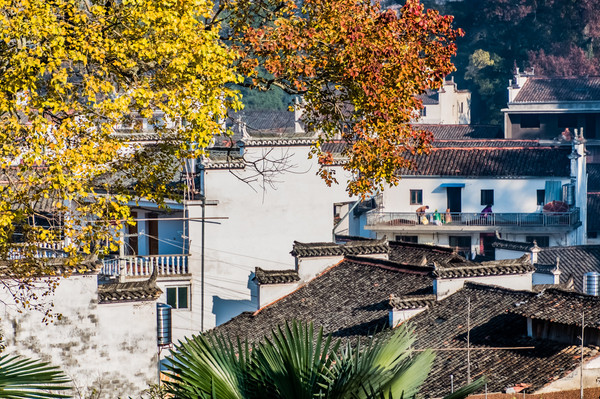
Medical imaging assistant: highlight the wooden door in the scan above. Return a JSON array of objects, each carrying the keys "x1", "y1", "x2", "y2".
[
  {"x1": 446, "y1": 187, "x2": 462, "y2": 213},
  {"x1": 148, "y1": 213, "x2": 159, "y2": 255}
]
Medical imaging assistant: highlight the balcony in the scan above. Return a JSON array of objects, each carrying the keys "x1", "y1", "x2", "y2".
[
  {"x1": 101, "y1": 254, "x2": 190, "y2": 278},
  {"x1": 366, "y1": 209, "x2": 580, "y2": 232}
]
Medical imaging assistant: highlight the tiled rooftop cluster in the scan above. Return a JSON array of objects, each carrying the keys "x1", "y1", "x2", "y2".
[
  {"x1": 215, "y1": 257, "x2": 434, "y2": 343},
  {"x1": 409, "y1": 283, "x2": 599, "y2": 397}
]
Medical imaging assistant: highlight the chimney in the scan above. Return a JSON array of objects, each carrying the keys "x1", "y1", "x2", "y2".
[
  {"x1": 552, "y1": 256, "x2": 561, "y2": 285},
  {"x1": 530, "y1": 241, "x2": 540, "y2": 265},
  {"x1": 293, "y1": 97, "x2": 305, "y2": 134}
]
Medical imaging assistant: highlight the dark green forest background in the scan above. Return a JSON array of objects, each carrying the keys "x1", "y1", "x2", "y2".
[{"x1": 240, "y1": 0, "x2": 600, "y2": 125}]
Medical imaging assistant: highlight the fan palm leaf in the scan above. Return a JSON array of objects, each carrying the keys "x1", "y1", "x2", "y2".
[{"x1": 0, "y1": 354, "x2": 72, "y2": 399}]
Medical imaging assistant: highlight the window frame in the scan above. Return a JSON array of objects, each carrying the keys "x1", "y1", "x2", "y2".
[
  {"x1": 537, "y1": 189, "x2": 545, "y2": 205},
  {"x1": 166, "y1": 286, "x2": 190, "y2": 310},
  {"x1": 395, "y1": 235, "x2": 418, "y2": 243},
  {"x1": 410, "y1": 189, "x2": 423, "y2": 205},
  {"x1": 520, "y1": 115, "x2": 540, "y2": 128},
  {"x1": 480, "y1": 189, "x2": 494, "y2": 206}
]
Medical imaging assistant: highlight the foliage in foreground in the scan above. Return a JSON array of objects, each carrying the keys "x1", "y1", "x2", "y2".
[
  {"x1": 165, "y1": 321, "x2": 484, "y2": 399},
  {"x1": 0, "y1": 354, "x2": 72, "y2": 398}
]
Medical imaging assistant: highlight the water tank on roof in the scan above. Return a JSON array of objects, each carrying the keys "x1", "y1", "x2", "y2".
[
  {"x1": 562, "y1": 183, "x2": 575, "y2": 206},
  {"x1": 584, "y1": 272, "x2": 600, "y2": 296},
  {"x1": 157, "y1": 303, "x2": 172, "y2": 346}
]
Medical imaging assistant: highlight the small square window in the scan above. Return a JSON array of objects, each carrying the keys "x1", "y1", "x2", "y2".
[
  {"x1": 410, "y1": 190, "x2": 423, "y2": 205},
  {"x1": 395, "y1": 235, "x2": 418, "y2": 243},
  {"x1": 481, "y1": 190, "x2": 494, "y2": 206},
  {"x1": 166, "y1": 286, "x2": 189, "y2": 309},
  {"x1": 520, "y1": 115, "x2": 540, "y2": 128},
  {"x1": 558, "y1": 114, "x2": 577, "y2": 128},
  {"x1": 537, "y1": 189, "x2": 545, "y2": 205}
]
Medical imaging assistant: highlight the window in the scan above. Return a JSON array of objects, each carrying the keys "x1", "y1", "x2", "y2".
[
  {"x1": 589, "y1": 232, "x2": 598, "y2": 239},
  {"x1": 537, "y1": 189, "x2": 545, "y2": 205},
  {"x1": 449, "y1": 236, "x2": 472, "y2": 250},
  {"x1": 526, "y1": 236, "x2": 550, "y2": 247},
  {"x1": 558, "y1": 114, "x2": 577, "y2": 128},
  {"x1": 395, "y1": 235, "x2": 418, "y2": 243},
  {"x1": 460, "y1": 102, "x2": 464, "y2": 114},
  {"x1": 410, "y1": 190, "x2": 423, "y2": 205},
  {"x1": 166, "y1": 286, "x2": 189, "y2": 309},
  {"x1": 480, "y1": 190, "x2": 494, "y2": 206},
  {"x1": 520, "y1": 115, "x2": 540, "y2": 128},
  {"x1": 420, "y1": 107, "x2": 427, "y2": 117}
]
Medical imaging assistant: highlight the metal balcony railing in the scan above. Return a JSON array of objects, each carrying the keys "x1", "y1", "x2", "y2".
[
  {"x1": 101, "y1": 254, "x2": 190, "y2": 278},
  {"x1": 366, "y1": 209, "x2": 580, "y2": 228}
]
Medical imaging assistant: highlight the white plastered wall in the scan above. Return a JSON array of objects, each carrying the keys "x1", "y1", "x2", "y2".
[
  {"x1": 434, "y1": 273, "x2": 533, "y2": 299},
  {"x1": 0, "y1": 275, "x2": 158, "y2": 398},
  {"x1": 189, "y1": 145, "x2": 356, "y2": 330}
]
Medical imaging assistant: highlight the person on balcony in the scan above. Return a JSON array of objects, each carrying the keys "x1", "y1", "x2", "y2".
[
  {"x1": 480, "y1": 204, "x2": 493, "y2": 222},
  {"x1": 416, "y1": 205, "x2": 429, "y2": 224}
]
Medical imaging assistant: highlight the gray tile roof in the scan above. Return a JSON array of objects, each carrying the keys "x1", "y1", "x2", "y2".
[
  {"x1": 432, "y1": 255, "x2": 535, "y2": 279},
  {"x1": 492, "y1": 238, "x2": 535, "y2": 252},
  {"x1": 290, "y1": 239, "x2": 389, "y2": 258},
  {"x1": 588, "y1": 193, "x2": 600, "y2": 231},
  {"x1": 389, "y1": 294, "x2": 436, "y2": 309},
  {"x1": 400, "y1": 146, "x2": 571, "y2": 177},
  {"x1": 588, "y1": 164, "x2": 600, "y2": 191},
  {"x1": 409, "y1": 282, "x2": 599, "y2": 397},
  {"x1": 537, "y1": 245, "x2": 600, "y2": 292},
  {"x1": 254, "y1": 267, "x2": 300, "y2": 285},
  {"x1": 388, "y1": 241, "x2": 465, "y2": 265},
  {"x1": 513, "y1": 77, "x2": 600, "y2": 103},
  {"x1": 98, "y1": 277, "x2": 162, "y2": 303},
  {"x1": 418, "y1": 125, "x2": 502, "y2": 140},
  {"x1": 431, "y1": 139, "x2": 541, "y2": 148},
  {"x1": 213, "y1": 257, "x2": 434, "y2": 343},
  {"x1": 510, "y1": 288, "x2": 600, "y2": 327},
  {"x1": 417, "y1": 90, "x2": 439, "y2": 105}
]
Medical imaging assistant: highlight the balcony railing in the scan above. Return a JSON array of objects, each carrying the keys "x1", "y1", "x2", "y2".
[
  {"x1": 101, "y1": 254, "x2": 190, "y2": 278},
  {"x1": 366, "y1": 209, "x2": 580, "y2": 229},
  {"x1": 8, "y1": 241, "x2": 67, "y2": 260}
]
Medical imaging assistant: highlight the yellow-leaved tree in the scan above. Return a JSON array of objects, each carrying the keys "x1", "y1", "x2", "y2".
[{"x1": 0, "y1": 0, "x2": 241, "y2": 316}]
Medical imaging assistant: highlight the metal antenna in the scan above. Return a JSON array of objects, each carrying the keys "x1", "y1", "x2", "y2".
[
  {"x1": 467, "y1": 296, "x2": 471, "y2": 384},
  {"x1": 581, "y1": 310, "x2": 585, "y2": 399}
]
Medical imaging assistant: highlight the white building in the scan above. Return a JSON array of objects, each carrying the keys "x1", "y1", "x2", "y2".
[
  {"x1": 0, "y1": 256, "x2": 162, "y2": 398},
  {"x1": 415, "y1": 77, "x2": 471, "y2": 125},
  {"x1": 365, "y1": 138, "x2": 588, "y2": 258}
]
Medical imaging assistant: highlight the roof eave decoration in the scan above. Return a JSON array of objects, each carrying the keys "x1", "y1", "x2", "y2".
[{"x1": 97, "y1": 268, "x2": 162, "y2": 304}]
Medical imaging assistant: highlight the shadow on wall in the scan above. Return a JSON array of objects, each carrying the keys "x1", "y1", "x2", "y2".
[
  {"x1": 212, "y1": 273, "x2": 258, "y2": 326},
  {"x1": 212, "y1": 296, "x2": 256, "y2": 326}
]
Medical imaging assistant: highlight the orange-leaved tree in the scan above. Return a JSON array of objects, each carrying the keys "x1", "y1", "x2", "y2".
[{"x1": 227, "y1": 0, "x2": 462, "y2": 195}]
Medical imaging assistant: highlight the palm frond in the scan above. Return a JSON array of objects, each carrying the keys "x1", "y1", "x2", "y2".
[
  {"x1": 0, "y1": 354, "x2": 72, "y2": 399},
  {"x1": 251, "y1": 321, "x2": 340, "y2": 399},
  {"x1": 164, "y1": 334, "x2": 251, "y2": 399}
]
